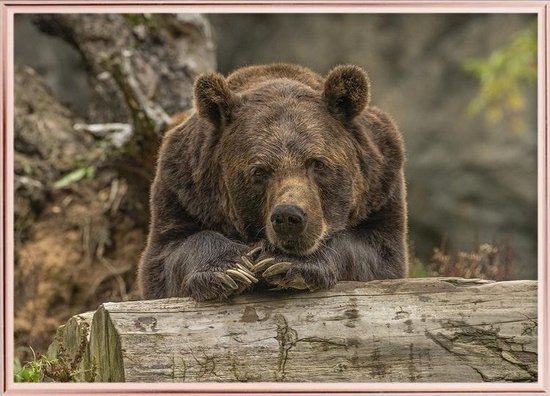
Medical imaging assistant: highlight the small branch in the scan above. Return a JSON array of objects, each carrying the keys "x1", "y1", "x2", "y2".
[
  {"x1": 105, "y1": 51, "x2": 171, "y2": 137},
  {"x1": 73, "y1": 123, "x2": 133, "y2": 149}
]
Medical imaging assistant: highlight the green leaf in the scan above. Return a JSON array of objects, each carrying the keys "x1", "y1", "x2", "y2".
[
  {"x1": 14, "y1": 364, "x2": 42, "y2": 383},
  {"x1": 53, "y1": 166, "x2": 95, "y2": 190},
  {"x1": 463, "y1": 22, "x2": 537, "y2": 133}
]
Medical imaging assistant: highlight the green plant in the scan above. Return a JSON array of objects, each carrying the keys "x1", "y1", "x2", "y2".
[
  {"x1": 14, "y1": 322, "x2": 92, "y2": 382},
  {"x1": 53, "y1": 166, "x2": 96, "y2": 189},
  {"x1": 14, "y1": 348, "x2": 55, "y2": 383},
  {"x1": 464, "y1": 23, "x2": 537, "y2": 133},
  {"x1": 408, "y1": 257, "x2": 430, "y2": 278}
]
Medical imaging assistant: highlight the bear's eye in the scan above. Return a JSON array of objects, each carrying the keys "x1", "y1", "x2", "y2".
[
  {"x1": 310, "y1": 158, "x2": 327, "y2": 172},
  {"x1": 250, "y1": 166, "x2": 269, "y2": 184}
]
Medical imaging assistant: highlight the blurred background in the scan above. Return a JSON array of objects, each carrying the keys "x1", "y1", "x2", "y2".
[{"x1": 13, "y1": 13, "x2": 537, "y2": 373}]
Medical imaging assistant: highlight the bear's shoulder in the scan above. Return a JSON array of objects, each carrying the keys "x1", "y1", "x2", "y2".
[{"x1": 226, "y1": 63, "x2": 323, "y2": 93}]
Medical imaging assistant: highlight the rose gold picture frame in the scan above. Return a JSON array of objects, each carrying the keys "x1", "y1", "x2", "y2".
[{"x1": 1, "y1": 1, "x2": 549, "y2": 395}]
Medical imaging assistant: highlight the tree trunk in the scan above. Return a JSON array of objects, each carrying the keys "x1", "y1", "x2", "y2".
[{"x1": 48, "y1": 278, "x2": 538, "y2": 383}]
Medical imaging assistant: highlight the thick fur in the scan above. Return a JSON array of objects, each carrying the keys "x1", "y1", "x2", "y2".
[{"x1": 138, "y1": 63, "x2": 408, "y2": 301}]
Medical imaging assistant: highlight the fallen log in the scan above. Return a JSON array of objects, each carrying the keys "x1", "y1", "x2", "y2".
[{"x1": 47, "y1": 277, "x2": 537, "y2": 383}]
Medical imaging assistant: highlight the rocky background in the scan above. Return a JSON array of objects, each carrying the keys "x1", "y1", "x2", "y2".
[
  {"x1": 13, "y1": 13, "x2": 537, "y2": 365},
  {"x1": 208, "y1": 13, "x2": 538, "y2": 280}
]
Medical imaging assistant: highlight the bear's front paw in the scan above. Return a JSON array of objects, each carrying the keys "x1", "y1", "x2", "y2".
[
  {"x1": 183, "y1": 260, "x2": 259, "y2": 301},
  {"x1": 254, "y1": 259, "x2": 337, "y2": 292}
]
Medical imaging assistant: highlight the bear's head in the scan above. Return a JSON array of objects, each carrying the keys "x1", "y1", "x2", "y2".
[{"x1": 193, "y1": 65, "x2": 389, "y2": 256}]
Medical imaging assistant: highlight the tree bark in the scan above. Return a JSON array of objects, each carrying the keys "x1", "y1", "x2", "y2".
[{"x1": 48, "y1": 278, "x2": 538, "y2": 383}]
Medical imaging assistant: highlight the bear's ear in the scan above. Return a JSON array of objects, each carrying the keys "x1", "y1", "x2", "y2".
[
  {"x1": 323, "y1": 65, "x2": 371, "y2": 122},
  {"x1": 194, "y1": 73, "x2": 238, "y2": 127}
]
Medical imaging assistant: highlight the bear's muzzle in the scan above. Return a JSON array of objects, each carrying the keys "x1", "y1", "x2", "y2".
[{"x1": 265, "y1": 174, "x2": 326, "y2": 256}]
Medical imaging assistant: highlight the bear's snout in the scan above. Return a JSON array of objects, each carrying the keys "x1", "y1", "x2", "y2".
[
  {"x1": 270, "y1": 204, "x2": 307, "y2": 237},
  {"x1": 265, "y1": 175, "x2": 326, "y2": 256}
]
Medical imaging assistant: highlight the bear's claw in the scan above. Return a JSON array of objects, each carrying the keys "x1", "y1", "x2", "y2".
[
  {"x1": 251, "y1": 257, "x2": 276, "y2": 273},
  {"x1": 234, "y1": 264, "x2": 258, "y2": 283},
  {"x1": 211, "y1": 267, "x2": 257, "y2": 299},
  {"x1": 213, "y1": 272, "x2": 239, "y2": 290},
  {"x1": 235, "y1": 264, "x2": 258, "y2": 282},
  {"x1": 261, "y1": 262, "x2": 311, "y2": 290},
  {"x1": 240, "y1": 255, "x2": 255, "y2": 269},
  {"x1": 279, "y1": 274, "x2": 309, "y2": 290},
  {"x1": 245, "y1": 246, "x2": 263, "y2": 260},
  {"x1": 262, "y1": 262, "x2": 292, "y2": 278},
  {"x1": 226, "y1": 269, "x2": 250, "y2": 285},
  {"x1": 238, "y1": 248, "x2": 314, "y2": 292},
  {"x1": 208, "y1": 259, "x2": 265, "y2": 299}
]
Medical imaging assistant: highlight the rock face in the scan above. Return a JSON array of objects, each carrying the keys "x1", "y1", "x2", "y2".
[
  {"x1": 13, "y1": 14, "x2": 216, "y2": 361},
  {"x1": 208, "y1": 14, "x2": 538, "y2": 279}
]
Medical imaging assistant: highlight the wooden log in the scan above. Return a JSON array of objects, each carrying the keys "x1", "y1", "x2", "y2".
[
  {"x1": 45, "y1": 311, "x2": 95, "y2": 382},
  {"x1": 49, "y1": 278, "x2": 537, "y2": 383}
]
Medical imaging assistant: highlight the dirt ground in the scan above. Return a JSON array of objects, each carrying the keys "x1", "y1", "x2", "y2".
[{"x1": 15, "y1": 174, "x2": 145, "y2": 362}]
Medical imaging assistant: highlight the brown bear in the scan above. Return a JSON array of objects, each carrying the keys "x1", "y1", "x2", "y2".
[{"x1": 138, "y1": 63, "x2": 408, "y2": 301}]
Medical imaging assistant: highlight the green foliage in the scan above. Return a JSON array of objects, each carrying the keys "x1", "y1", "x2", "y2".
[
  {"x1": 14, "y1": 348, "x2": 57, "y2": 383},
  {"x1": 14, "y1": 358, "x2": 42, "y2": 382},
  {"x1": 14, "y1": 329, "x2": 93, "y2": 383},
  {"x1": 408, "y1": 257, "x2": 430, "y2": 278},
  {"x1": 464, "y1": 23, "x2": 537, "y2": 133},
  {"x1": 14, "y1": 353, "x2": 85, "y2": 383},
  {"x1": 53, "y1": 166, "x2": 95, "y2": 189}
]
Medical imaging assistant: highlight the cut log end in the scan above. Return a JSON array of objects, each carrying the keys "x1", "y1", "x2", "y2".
[{"x1": 48, "y1": 278, "x2": 538, "y2": 383}]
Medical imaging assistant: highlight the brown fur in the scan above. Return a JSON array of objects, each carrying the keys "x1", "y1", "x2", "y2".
[{"x1": 138, "y1": 63, "x2": 408, "y2": 301}]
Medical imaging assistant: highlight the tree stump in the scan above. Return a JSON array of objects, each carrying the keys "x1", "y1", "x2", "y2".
[{"x1": 48, "y1": 278, "x2": 537, "y2": 383}]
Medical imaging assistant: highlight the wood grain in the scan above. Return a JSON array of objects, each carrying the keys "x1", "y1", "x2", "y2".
[{"x1": 49, "y1": 278, "x2": 538, "y2": 383}]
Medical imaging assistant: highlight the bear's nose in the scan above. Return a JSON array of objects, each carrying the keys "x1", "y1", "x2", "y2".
[{"x1": 270, "y1": 204, "x2": 307, "y2": 236}]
